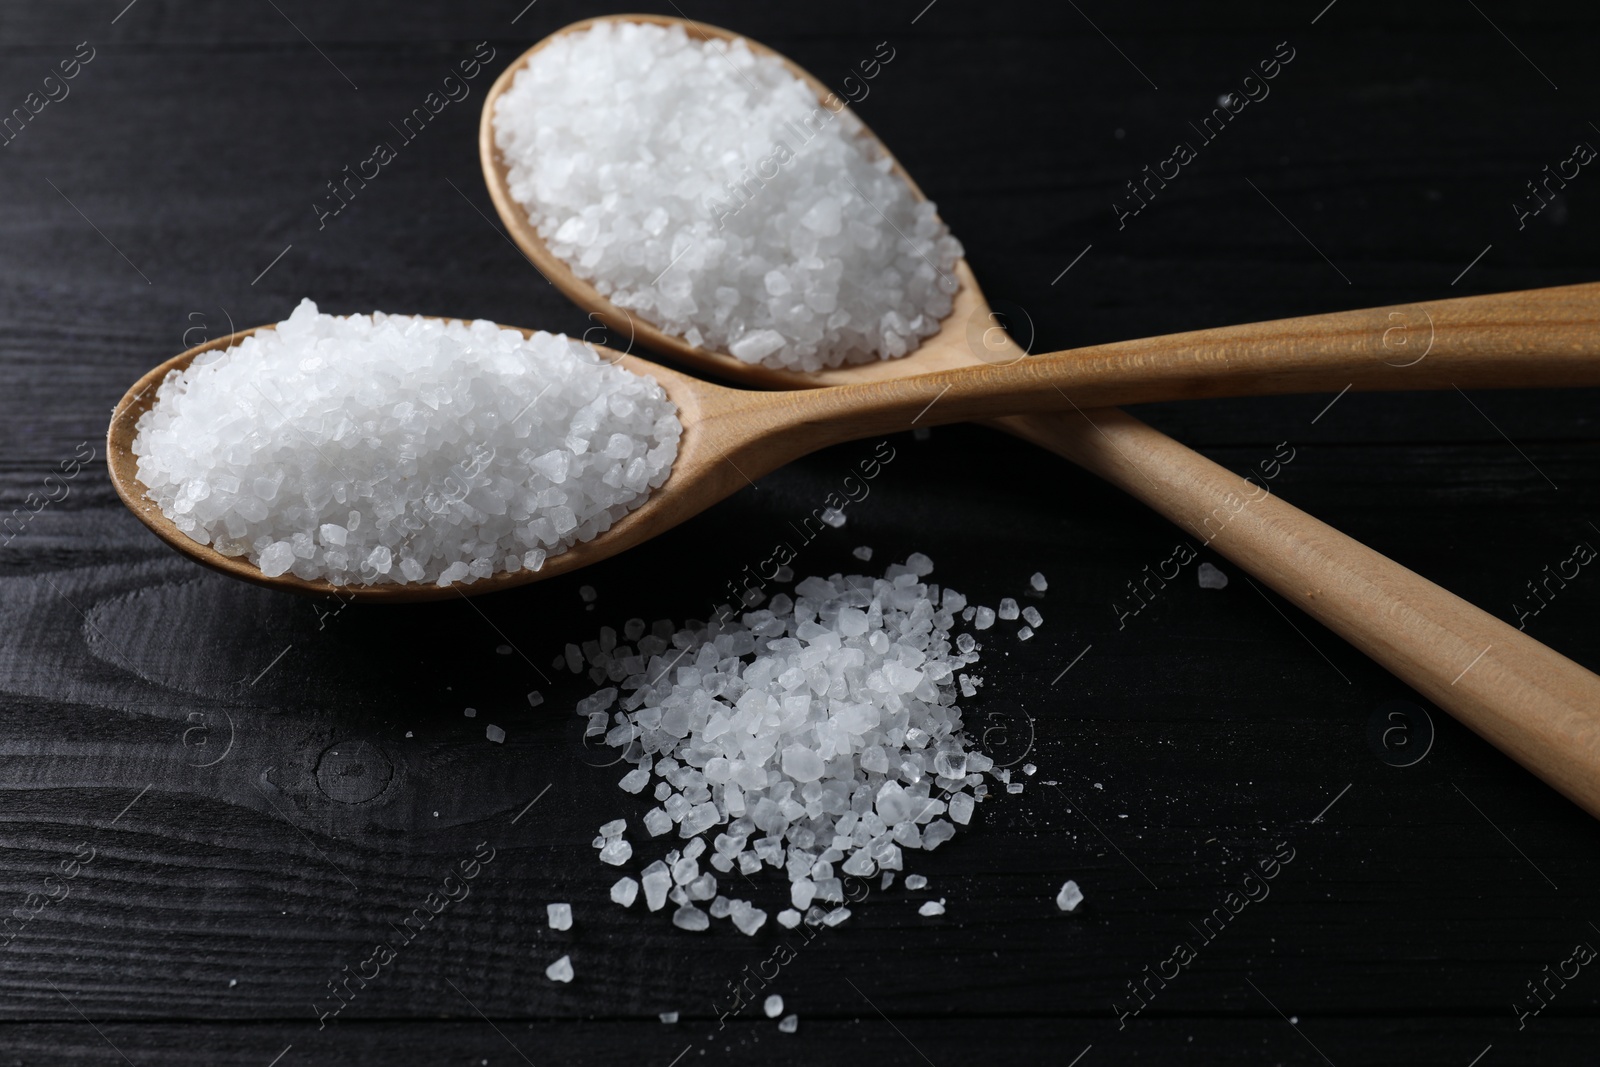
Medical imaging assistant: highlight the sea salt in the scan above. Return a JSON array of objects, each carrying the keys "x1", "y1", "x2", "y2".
[
  {"x1": 578, "y1": 558, "x2": 1003, "y2": 931},
  {"x1": 853, "y1": 546, "x2": 873, "y2": 561},
  {"x1": 547, "y1": 902, "x2": 572, "y2": 930},
  {"x1": 764, "y1": 994, "x2": 784, "y2": 1019},
  {"x1": 1029, "y1": 572, "x2": 1048, "y2": 592},
  {"x1": 905, "y1": 874, "x2": 927, "y2": 890},
  {"x1": 1198, "y1": 562, "x2": 1229, "y2": 589},
  {"x1": 998, "y1": 598, "x2": 1019, "y2": 621},
  {"x1": 133, "y1": 301, "x2": 680, "y2": 585},
  {"x1": 918, "y1": 899, "x2": 945, "y2": 917},
  {"x1": 545, "y1": 955, "x2": 574, "y2": 982},
  {"x1": 492, "y1": 21, "x2": 963, "y2": 372},
  {"x1": 1021, "y1": 606, "x2": 1043, "y2": 628},
  {"x1": 1018, "y1": 626, "x2": 1034, "y2": 641},
  {"x1": 974, "y1": 607, "x2": 996, "y2": 630},
  {"x1": 659, "y1": 1011, "x2": 678, "y2": 1024},
  {"x1": 672, "y1": 905, "x2": 710, "y2": 931},
  {"x1": 485, "y1": 724, "x2": 505, "y2": 743},
  {"x1": 610, "y1": 876, "x2": 639, "y2": 907},
  {"x1": 778, "y1": 1014, "x2": 799, "y2": 1033},
  {"x1": 1056, "y1": 879, "x2": 1084, "y2": 912}
]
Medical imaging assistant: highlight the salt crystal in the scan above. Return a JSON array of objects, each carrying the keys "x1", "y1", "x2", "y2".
[
  {"x1": 1018, "y1": 626, "x2": 1034, "y2": 641},
  {"x1": 1022, "y1": 606, "x2": 1042, "y2": 628},
  {"x1": 1198, "y1": 562, "x2": 1229, "y2": 589},
  {"x1": 822, "y1": 907, "x2": 851, "y2": 927},
  {"x1": 1056, "y1": 879, "x2": 1084, "y2": 912},
  {"x1": 820, "y1": 507, "x2": 847, "y2": 528},
  {"x1": 599, "y1": 839, "x2": 633, "y2": 866},
  {"x1": 545, "y1": 955, "x2": 574, "y2": 982},
  {"x1": 764, "y1": 994, "x2": 784, "y2": 1018},
  {"x1": 618, "y1": 768, "x2": 651, "y2": 793},
  {"x1": 610, "y1": 877, "x2": 639, "y2": 907},
  {"x1": 1029, "y1": 572, "x2": 1048, "y2": 592},
  {"x1": 852, "y1": 545, "x2": 873, "y2": 561},
  {"x1": 671, "y1": 905, "x2": 709, "y2": 931},
  {"x1": 1007, "y1": 782, "x2": 1024, "y2": 794},
  {"x1": 641, "y1": 863, "x2": 671, "y2": 911},
  {"x1": 579, "y1": 585, "x2": 598, "y2": 603},
  {"x1": 548, "y1": 903, "x2": 572, "y2": 930},
  {"x1": 918, "y1": 900, "x2": 945, "y2": 917},
  {"x1": 905, "y1": 874, "x2": 928, "y2": 890},
  {"x1": 778, "y1": 1014, "x2": 799, "y2": 1033},
  {"x1": 463, "y1": 708, "x2": 476, "y2": 718},
  {"x1": 485, "y1": 724, "x2": 505, "y2": 743},
  {"x1": 777, "y1": 908, "x2": 801, "y2": 929},
  {"x1": 599, "y1": 819, "x2": 627, "y2": 838},
  {"x1": 526, "y1": 690, "x2": 544, "y2": 708},
  {"x1": 998, "y1": 597, "x2": 1019, "y2": 621},
  {"x1": 659, "y1": 1011, "x2": 678, "y2": 1024},
  {"x1": 724, "y1": 901, "x2": 764, "y2": 936},
  {"x1": 974, "y1": 606, "x2": 996, "y2": 630}
]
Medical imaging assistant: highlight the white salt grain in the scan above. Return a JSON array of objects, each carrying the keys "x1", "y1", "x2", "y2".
[
  {"x1": 998, "y1": 597, "x2": 1019, "y2": 621},
  {"x1": 905, "y1": 874, "x2": 928, "y2": 890},
  {"x1": 974, "y1": 606, "x2": 996, "y2": 630},
  {"x1": 852, "y1": 546, "x2": 873, "y2": 561},
  {"x1": 1018, "y1": 626, "x2": 1034, "y2": 641},
  {"x1": 546, "y1": 955, "x2": 574, "y2": 982},
  {"x1": 1198, "y1": 562, "x2": 1229, "y2": 589},
  {"x1": 918, "y1": 900, "x2": 945, "y2": 917},
  {"x1": 659, "y1": 1011, "x2": 678, "y2": 1024},
  {"x1": 764, "y1": 994, "x2": 784, "y2": 1019},
  {"x1": 526, "y1": 690, "x2": 544, "y2": 708},
  {"x1": 485, "y1": 724, "x2": 505, "y2": 743},
  {"x1": 133, "y1": 301, "x2": 680, "y2": 586},
  {"x1": 777, "y1": 908, "x2": 802, "y2": 929},
  {"x1": 1029, "y1": 572, "x2": 1048, "y2": 592},
  {"x1": 820, "y1": 507, "x2": 847, "y2": 528},
  {"x1": 610, "y1": 876, "x2": 639, "y2": 907},
  {"x1": 672, "y1": 905, "x2": 710, "y2": 931},
  {"x1": 1021, "y1": 605, "x2": 1043, "y2": 628},
  {"x1": 548, "y1": 902, "x2": 572, "y2": 930},
  {"x1": 778, "y1": 1014, "x2": 799, "y2": 1033},
  {"x1": 1056, "y1": 879, "x2": 1084, "y2": 912},
  {"x1": 492, "y1": 22, "x2": 962, "y2": 372}
]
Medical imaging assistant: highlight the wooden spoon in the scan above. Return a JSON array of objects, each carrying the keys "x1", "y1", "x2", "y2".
[{"x1": 477, "y1": 15, "x2": 1600, "y2": 818}]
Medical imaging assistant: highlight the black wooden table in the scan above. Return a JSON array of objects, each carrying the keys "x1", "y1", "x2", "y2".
[{"x1": 3, "y1": 1, "x2": 1598, "y2": 1063}]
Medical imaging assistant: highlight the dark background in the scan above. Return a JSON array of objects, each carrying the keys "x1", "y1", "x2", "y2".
[{"x1": 2, "y1": 0, "x2": 1598, "y2": 1063}]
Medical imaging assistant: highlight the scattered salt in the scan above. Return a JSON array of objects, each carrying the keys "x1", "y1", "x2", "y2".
[
  {"x1": 852, "y1": 546, "x2": 873, "y2": 561},
  {"x1": 463, "y1": 708, "x2": 476, "y2": 718},
  {"x1": 998, "y1": 598, "x2": 1019, "y2": 621},
  {"x1": 491, "y1": 22, "x2": 962, "y2": 372},
  {"x1": 547, "y1": 902, "x2": 572, "y2": 930},
  {"x1": 672, "y1": 905, "x2": 710, "y2": 931},
  {"x1": 918, "y1": 900, "x2": 945, "y2": 917},
  {"x1": 610, "y1": 877, "x2": 639, "y2": 907},
  {"x1": 778, "y1": 1014, "x2": 799, "y2": 1034},
  {"x1": 1018, "y1": 626, "x2": 1034, "y2": 641},
  {"x1": 1021, "y1": 605, "x2": 1043, "y2": 628},
  {"x1": 659, "y1": 1011, "x2": 678, "y2": 1024},
  {"x1": 545, "y1": 955, "x2": 574, "y2": 982},
  {"x1": 974, "y1": 606, "x2": 996, "y2": 630},
  {"x1": 820, "y1": 507, "x2": 847, "y2": 528},
  {"x1": 905, "y1": 874, "x2": 928, "y2": 890},
  {"x1": 1029, "y1": 572, "x2": 1048, "y2": 592},
  {"x1": 1198, "y1": 562, "x2": 1229, "y2": 589},
  {"x1": 765, "y1": 994, "x2": 784, "y2": 1018},
  {"x1": 1056, "y1": 879, "x2": 1084, "y2": 912},
  {"x1": 777, "y1": 908, "x2": 802, "y2": 928},
  {"x1": 526, "y1": 690, "x2": 544, "y2": 708},
  {"x1": 485, "y1": 724, "x2": 505, "y2": 743}
]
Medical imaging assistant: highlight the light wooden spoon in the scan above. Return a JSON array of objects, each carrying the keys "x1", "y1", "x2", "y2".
[{"x1": 478, "y1": 15, "x2": 1600, "y2": 818}]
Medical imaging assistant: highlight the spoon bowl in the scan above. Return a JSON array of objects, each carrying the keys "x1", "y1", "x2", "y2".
[{"x1": 478, "y1": 13, "x2": 1010, "y2": 388}]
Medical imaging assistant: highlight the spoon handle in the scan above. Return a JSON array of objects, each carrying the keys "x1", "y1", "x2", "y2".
[
  {"x1": 811, "y1": 282, "x2": 1600, "y2": 429},
  {"x1": 996, "y1": 408, "x2": 1600, "y2": 819}
]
